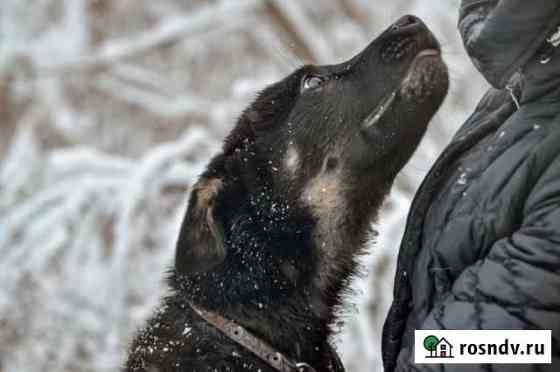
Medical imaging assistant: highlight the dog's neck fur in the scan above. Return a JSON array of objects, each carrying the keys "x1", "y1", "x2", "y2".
[
  {"x1": 126, "y1": 166, "x2": 387, "y2": 371},
  {"x1": 167, "y1": 182, "x2": 381, "y2": 368},
  {"x1": 124, "y1": 141, "x2": 389, "y2": 371}
]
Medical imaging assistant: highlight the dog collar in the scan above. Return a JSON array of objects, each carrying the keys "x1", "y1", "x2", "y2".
[{"x1": 188, "y1": 302, "x2": 318, "y2": 372}]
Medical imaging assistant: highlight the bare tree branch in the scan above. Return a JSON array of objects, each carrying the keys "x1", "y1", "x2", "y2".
[
  {"x1": 264, "y1": 0, "x2": 335, "y2": 64},
  {"x1": 37, "y1": 0, "x2": 262, "y2": 72}
]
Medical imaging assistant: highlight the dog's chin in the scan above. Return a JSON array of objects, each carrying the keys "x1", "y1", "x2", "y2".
[
  {"x1": 362, "y1": 50, "x2": 448, "y2": 132},
  {"x1": 399, "y1": 49, "x2": 449, "y2": 102}
]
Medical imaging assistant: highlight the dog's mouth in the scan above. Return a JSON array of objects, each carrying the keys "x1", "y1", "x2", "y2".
[{"x1": 362, "y1": 48, "x2": 446, "y2": 130}]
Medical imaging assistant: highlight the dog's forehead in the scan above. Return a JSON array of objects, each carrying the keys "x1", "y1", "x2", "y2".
[{"x1": 266, "y1": 66, "x2": 306, "y2": 94}]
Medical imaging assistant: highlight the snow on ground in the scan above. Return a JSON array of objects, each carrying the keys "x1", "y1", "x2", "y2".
[{"x1": 0, "y1": 1, "x2": 486, "y2": 371}]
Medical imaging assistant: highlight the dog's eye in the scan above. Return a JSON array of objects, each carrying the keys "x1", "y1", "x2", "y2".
[{"x1": 302, "y1": 75, "x2": 326, "y2": 92}]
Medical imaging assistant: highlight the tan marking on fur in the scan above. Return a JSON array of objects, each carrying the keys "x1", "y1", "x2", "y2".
[
  {"x1": 302, "y1": 174, "x2": 340, "y2": 211},
  {"x1": 194, "y1": 178, "x2": 223, "y2": 210},
  {"x1": 302, "y1": 172, "x2": 347, "y2": 292},
  {"x1": 284, "y1": 144, "x2": 300, "y2": 175}
]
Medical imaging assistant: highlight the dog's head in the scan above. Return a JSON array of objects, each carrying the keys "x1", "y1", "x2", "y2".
[{"x1": 174, "y1": 16, "x2": 448, "y2": 301}]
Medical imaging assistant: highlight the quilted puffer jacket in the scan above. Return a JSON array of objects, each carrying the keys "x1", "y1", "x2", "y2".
[{"x1": 382, "y1": 1, "x2": 560, "y2": 371}]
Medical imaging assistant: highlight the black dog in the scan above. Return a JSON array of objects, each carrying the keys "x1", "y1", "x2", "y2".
[{"x1": 125, "y1": 15, "x2": 448, "y2": 372}]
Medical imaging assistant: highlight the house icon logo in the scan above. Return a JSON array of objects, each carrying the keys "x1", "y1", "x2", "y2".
[{"x1": 423, "y1": 335, "x2": 454, "y2": 358}]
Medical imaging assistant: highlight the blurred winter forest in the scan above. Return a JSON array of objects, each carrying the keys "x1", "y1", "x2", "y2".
[{"x1": 0, "y1": 1, "x2": 488, "y2": 371}]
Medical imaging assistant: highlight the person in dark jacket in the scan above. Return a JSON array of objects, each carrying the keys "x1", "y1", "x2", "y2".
[{"x1": 382, "y1": 1, "x2": 560, "y2": 371}]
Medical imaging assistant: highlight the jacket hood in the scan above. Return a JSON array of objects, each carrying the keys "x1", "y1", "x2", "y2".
[{"x1": 459, "y1": 0, "x2": 560, "y2": 88}]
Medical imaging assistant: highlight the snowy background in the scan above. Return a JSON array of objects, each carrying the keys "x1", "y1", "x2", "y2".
[{"x1": 0, "y1": 1, "x2": 488, "y2": 371}]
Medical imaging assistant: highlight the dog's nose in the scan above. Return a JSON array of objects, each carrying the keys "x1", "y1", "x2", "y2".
[
  {"x1": 390, "y1": 15, "x2": 424, "y2": 34},
  {"x1": 379, "y1": 15, "x2": 437, "y2": 63}
]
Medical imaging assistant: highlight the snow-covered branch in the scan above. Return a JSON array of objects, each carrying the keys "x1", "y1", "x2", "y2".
[{"x1": 37, "y1": 0, "x2": 262, "y2": 72}]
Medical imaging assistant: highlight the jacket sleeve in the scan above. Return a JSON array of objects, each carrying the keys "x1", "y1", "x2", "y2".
[{"x1": 395, "y1": 153, "x2": 560, "y2": 371}]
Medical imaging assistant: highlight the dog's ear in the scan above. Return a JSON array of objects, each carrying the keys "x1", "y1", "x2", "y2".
[{"x1": 175, "y1": 177, "x2": 226, "y2": 275}]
